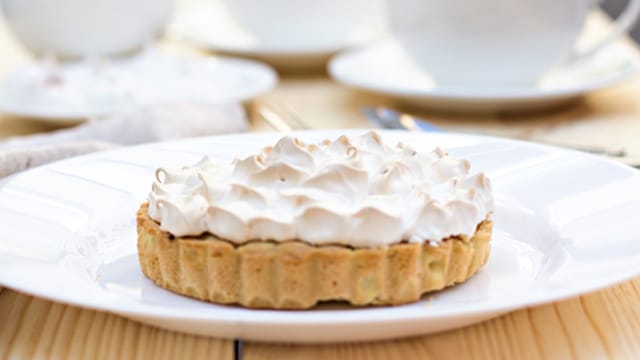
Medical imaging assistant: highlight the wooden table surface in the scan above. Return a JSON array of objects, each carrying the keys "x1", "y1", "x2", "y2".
[{"x1": 3, "y1": 6, "x2": 640, "y2": 360}]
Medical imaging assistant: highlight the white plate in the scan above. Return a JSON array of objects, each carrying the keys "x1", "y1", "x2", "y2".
[
  {"x1": 0, "y1": 49, "x2": 277, "y2": 121},
  {"x1": 1, "y1": 130, "x2": 640, "y2": 343},
  {"x1": 329, "y1": 38, "x2": 640, "y2": 113},
  {"x1": 167, "y1": 0, "x2": 388, "y2": 69}
]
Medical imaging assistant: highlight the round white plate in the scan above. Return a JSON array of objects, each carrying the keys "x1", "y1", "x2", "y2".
[
  {"x1": 167, "y1": 0, "x2": 388, "y2": 68},
  {"x1": 0, "y1": 49, "x2": 277, "y2": 121},
  {"x1": 1, "y1": 130, "x2": 640, "y2": 343},
  {"x1": 329, "y1": 38, "x2": 640, "y2": 113}
]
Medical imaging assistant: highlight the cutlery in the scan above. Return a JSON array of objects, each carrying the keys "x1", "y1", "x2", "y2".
[
  {"x1": 259, "y1": 103, "x2": 309, "y2": 131},
  {"x1": 363, "y1": 105, "x2": 636, "y2": 161},
  {"x1": 363, "y1": 106, "x2": 442, "y2": 132}
]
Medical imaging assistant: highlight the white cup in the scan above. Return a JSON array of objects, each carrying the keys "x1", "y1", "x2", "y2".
[
  {"x1": 1, "y1": 0, "x2": 174, "y2": 58},
  {"x1": 388, "y1": 0, "x2": 640, "y2": 87},
  {"x1": 219, "y1": 0, "x2": 384, "y2": 50}
]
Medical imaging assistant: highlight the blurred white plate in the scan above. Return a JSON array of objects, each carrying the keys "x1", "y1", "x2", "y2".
[
  {"x1": 329, "y1": 38, "x2": 640, "y2": 113},
  {"x1": 1, "y1": 130, "x2": 640, "y2": 342},
  {"x1": 167, "y1": 0, "x2": 387, "y2": 68},
  {"x1": 0, "y1": 49, "x2": 277, "y2": 121}
]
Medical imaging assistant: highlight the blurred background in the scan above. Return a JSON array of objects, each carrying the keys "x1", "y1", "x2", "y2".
[
  {"x1": 607, "y1": 0, "x2": 640, "y2": 40},
  {"x1": 1, "y1": 0, "x2": 640, "y2": 172}
]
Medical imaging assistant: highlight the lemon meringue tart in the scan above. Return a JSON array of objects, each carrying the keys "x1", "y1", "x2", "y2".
[{"x1": 137, "y1": 132, "x2": 494, "y2": 309}]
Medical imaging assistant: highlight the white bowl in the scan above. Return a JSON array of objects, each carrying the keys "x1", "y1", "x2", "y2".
[{"x1": 1, "y1": 0, "x2": 174, "y2": 58}]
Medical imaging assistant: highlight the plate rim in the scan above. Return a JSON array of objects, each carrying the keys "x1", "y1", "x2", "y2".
[
  {"x1": 0, "y1": 55, "x2": 278, "y2": 121},
  {"x1": 328, "y1": 39, "x2": 640, "y2": 102}
]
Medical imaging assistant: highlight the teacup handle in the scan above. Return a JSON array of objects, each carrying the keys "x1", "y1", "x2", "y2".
[{"x1": 570, "y1": 0, "x2": 640, "y2": 61}]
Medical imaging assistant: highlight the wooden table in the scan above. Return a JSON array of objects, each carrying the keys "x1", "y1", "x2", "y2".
[{"x1": 3, "y1": 7, "x2": 640, "y2": 360}]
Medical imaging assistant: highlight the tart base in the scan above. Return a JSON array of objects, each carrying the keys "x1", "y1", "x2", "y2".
[{"x1": 137, "y1": 203, "x2": 492, "y2": 309}]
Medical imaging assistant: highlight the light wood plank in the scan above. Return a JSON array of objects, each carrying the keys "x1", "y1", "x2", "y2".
[
  {"x1": 0, "y1": 289, "x2": 234, "y2": 360},
  {"x1": 244, "y1": 277, "x2": 640, "y2": 360}
]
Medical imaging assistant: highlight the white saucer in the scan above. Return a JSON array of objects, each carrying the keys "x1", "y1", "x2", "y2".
[
  {"x1": 168, "y1": 0, "x2": 388, "y2": 69},
  {"x1": 329, "y1": 38, "x2": 640, "y2": 113},
  {"x1": 0, "y1": 49, "x2": 277, "y2": 122}
]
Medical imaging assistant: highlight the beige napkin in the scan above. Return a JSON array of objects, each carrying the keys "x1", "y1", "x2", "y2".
[{"x1": 0, "y1": 102, "x2": 248, "y2": 178}]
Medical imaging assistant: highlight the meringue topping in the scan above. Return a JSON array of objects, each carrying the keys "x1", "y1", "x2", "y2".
[{"x1": 147, "y1": 132, "x2": 493, "y2": 247}]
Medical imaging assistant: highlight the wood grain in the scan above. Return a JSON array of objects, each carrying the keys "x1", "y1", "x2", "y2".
[
  {"x1": 243, "y1": 277, "x2": 640, "y2": 360},
  {"x1": 0, "y1": 289, "x2": 233, "y2": 360}
]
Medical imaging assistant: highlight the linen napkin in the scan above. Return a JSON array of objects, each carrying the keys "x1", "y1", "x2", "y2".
[{"x1": 0, "y1": 102, "x2": 248, "y2": 178}]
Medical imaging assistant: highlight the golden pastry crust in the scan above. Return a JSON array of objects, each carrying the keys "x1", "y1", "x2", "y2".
[{"x1": 137, "y1": 203, "x2": 492, "y2": 309}]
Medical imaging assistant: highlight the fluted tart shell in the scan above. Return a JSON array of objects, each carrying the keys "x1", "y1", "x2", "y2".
[{"x1": 137, "y1": 203, "x2": 492, "y2": 309}]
